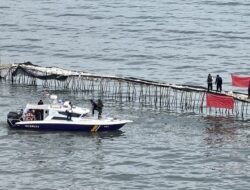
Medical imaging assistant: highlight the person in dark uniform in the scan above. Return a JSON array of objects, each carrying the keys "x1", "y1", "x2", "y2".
[
  {"x1": 66, "y1": 109, "x2": 72, "y2": 120},
  {"x1": 97, "y1": 99, "x2": 103, "y2": 119},
  {"x1": 38, "y1": 100, "x2": 43, "y2": 105},
  {"x1": 248, "y1": 81, "x2": 250, "y2": 99},
  {"x1": 37, "y1": 99, "x2": 44, "y2": 120},
  {"x1": 215, "y1": 75, "x2": 223, "y2": 92},
  {"x1": 90, "y1": 100, "x2": 97, "y2": 116},
  {"x1": 66, "y1": 101, "x2": 72, "y2": 120},
  {"x1": 207, "y1": 74, "x2": 213, "y2": 91},
  {"x1": 90, "y1": 99, "x2": 103, "y2": 119}
]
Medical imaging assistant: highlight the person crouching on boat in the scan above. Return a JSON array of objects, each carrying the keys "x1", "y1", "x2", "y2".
[{"x1": 90, "y1": 99, "x2": 103, "y2": 119}]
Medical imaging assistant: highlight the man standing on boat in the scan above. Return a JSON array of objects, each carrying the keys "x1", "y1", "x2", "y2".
[
  {"x1": 97, "y1": 99, "x2": 103, "y2": 119},
  {"x1": 37, "y1": 99, "x2": 44, "y2": 120},
  {"x1": 90, "y1": 99, "x2": 103, "y2": 119},
  {"x1": 66, "y1": 101, "x2": 73, "y2": 120}
]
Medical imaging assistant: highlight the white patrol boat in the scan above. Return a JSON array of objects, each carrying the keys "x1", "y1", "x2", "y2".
[{"x1": 7, "y1": 95, "x2": 132, "y2": 132}]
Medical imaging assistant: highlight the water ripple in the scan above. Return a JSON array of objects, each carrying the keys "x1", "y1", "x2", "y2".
[{"x1": 1, "y1": 0, "x2": 250, "y2": 189}]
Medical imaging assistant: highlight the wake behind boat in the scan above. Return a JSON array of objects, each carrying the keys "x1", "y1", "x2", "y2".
[{"x1": 7, "y1": 95, "x2": 132, "y2": 132}]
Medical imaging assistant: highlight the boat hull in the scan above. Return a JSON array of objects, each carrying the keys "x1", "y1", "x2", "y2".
[{"x1": 9, "y1": 121, "x2": 126, "y2": 132}]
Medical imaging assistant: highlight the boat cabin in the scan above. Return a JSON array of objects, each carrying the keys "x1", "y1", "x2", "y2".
[{"x1": 22, "y1": 102, "x2": 89, "y2": 121}]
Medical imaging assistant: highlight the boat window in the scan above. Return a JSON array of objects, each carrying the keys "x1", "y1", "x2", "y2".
[
  {"x1": 51, "y1": 116, "x2": 68, "y2": 120},
  {"x1": 58, "y1": 111, "x2": 81, "y2": 117}
]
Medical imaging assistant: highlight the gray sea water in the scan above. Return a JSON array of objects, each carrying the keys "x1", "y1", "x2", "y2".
[{"x1": 0, "y1": 0, "x2": 250, "y2": 189}]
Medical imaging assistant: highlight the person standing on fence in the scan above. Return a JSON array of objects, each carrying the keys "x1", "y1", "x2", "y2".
[
  {"x1": 207, "y1": 73, "x2": 213, "y2": 91},
  {"x1": 215, "y1": 75, "x2": 222, "y2": 92},
  {"x1": 215, "y1": 75, "x2": 223, "y2": 92},
  {"x1": 248, "y1": 81, "x2": 250, "y2": 99}
]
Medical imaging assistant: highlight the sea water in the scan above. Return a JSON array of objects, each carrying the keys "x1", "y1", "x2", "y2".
[{"x1": 0, "y1": 0, "x2": 250, "y2": 189}]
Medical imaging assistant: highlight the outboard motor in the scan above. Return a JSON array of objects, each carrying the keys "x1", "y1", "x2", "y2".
[{"x1": 7, "y1": 111, "x2": 22, "y2": 127}]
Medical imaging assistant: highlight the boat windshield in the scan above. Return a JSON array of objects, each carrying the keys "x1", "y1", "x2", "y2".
[{"x1": 58, "y1": 111, "x2": 81, "y2": 118}]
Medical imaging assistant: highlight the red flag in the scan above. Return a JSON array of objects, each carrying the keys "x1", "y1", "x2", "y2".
[
  {"x1": 231, "y1": 74, "x2": 250, "y2": 88},
  {"x1": 206, "y1": 93, "x2": 234, "y2": 109}
]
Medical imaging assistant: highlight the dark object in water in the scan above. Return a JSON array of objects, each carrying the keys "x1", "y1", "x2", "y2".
[{"x1": 7, "y1": 111, "x2": 22, "y2": 127}]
